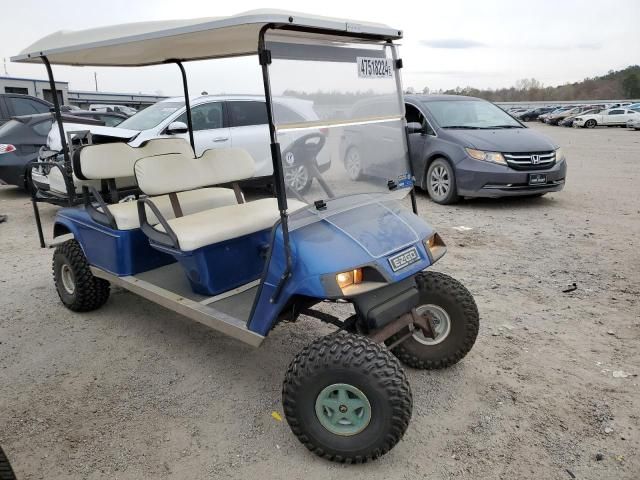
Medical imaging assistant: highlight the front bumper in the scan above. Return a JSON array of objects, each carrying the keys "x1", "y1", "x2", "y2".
[
  {"x1": 351, "y1": 275, "x2": 420, "y2": 330},
  {"x1": 456, "y1": 158, "x2": 567, "y2": 198}
]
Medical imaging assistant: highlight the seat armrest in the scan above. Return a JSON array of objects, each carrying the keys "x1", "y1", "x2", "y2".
[
  {"x1": 83, "y1": 185, "x2": 117, "y2": 229},
  {"x1": 137, "y1": 197, "x2": 180, "y2": 249}
]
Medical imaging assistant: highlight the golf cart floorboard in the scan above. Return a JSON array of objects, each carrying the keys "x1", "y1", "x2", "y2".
[
  {"x1": 90, "y1": 263, "x2": 264, "y2": 347},
  {"x1": 136, "y1": 263, "x2": 208, "y2": 302}
]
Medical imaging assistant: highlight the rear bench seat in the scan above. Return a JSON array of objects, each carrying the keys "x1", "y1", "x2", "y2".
[
  {"x1": 74, "y1": 139, "x2": 237, "y2": 230},
  {"x1": 135, "y1": 147, "x2": 306, "y2": 252}
]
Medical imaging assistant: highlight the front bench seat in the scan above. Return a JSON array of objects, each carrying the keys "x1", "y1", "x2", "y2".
[
  {"x1": 135, "y1": 147, "x2": 308, "y2": 251},
  {"x1": 155, "y1": 198, "x2": 307, "y2": 251},
  {"x1": 104, "y1": 188, "x2": 237, "y2": 230}
]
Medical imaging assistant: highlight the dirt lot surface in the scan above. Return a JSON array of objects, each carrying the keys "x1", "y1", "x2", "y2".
[{"x1": 1, "y1": 124, "x2": 639, "y2": 479}]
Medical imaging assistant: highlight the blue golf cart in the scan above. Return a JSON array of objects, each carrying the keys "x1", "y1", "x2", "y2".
[{"x1": 14, "y1": 10, "x2": 479, "y2": 462}]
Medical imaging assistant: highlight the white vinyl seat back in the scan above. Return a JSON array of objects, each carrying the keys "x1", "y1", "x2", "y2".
[
  {"x1": 75, "y1": 138, "x2": 194, "y2": 180},
  {"x1": 135, "y1": 147, "x2": 256, "y2": 196}
]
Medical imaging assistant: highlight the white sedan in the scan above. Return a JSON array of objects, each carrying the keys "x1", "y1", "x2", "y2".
[{"x1": 573, "y1": 108, "x2": 639, "y2": 128}]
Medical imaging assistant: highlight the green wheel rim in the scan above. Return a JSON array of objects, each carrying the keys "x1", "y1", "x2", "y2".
[{"x1": 314, "y1": 383, "x2": 372, "y2": 436}]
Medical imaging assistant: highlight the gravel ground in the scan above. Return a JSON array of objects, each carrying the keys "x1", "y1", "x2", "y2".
[{"x1": 0, "y1": 123, "x2": 638, "y2": 479}]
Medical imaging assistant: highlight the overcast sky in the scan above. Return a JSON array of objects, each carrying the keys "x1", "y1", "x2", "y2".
[{"x1": 2, "y1": 0, "x2": 639, "y2": 97}]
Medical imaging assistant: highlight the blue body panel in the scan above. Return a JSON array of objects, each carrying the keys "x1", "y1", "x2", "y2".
[
  {"x1": 55, "y1": 199, "x2": 438, "y2": 339},
  {"x1": 54, "y1": 208, "x2": 174, "y2": 276},
  {"x1": 247, "y1": 200, "x2": 435, "y2": 336},
  {"x1": 152, "y1": 230, "x2": 271, "y2": 296}
]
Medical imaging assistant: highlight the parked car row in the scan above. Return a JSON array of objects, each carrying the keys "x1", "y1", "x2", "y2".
[
  {"x1": 4, "y1": 93, "x2": 566, "y2": 206},
  {"x1": 506, "y1": 102, "x2": 640, "y2": 129}
]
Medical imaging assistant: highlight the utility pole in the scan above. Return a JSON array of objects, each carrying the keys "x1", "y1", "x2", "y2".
[
  {"x1": 94, "y1": 72, "x2": 98, "y2": 92},
  {"x1": 3, "y1": 58, "x2": 8, "y2": 75}
]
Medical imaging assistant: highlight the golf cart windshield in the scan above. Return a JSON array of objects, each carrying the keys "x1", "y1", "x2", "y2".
[{"x1": 264, "y1": 33, "x2": 411, "y2": 226}]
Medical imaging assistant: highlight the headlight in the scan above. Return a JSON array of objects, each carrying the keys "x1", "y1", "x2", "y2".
[
  {"x1": 574, "y1": 117, "x2": 582, "y2": 121},
  {"x1": 555, "y1": 147, "x2": 565, "y2": 162},
  {"x1": 336, "y1": 269, "x2": 363, "y2": 289},
  {"x1": 465, "y1": 148, "x2": 507, "y2": 166},
  {"x1": 424, "y1": 233, "x2": 447, "y2": 263}
]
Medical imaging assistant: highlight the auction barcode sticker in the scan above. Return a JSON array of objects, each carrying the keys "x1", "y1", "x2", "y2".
[{"x1": 357, "y1": 57, "x2": 393, "y2": 79}]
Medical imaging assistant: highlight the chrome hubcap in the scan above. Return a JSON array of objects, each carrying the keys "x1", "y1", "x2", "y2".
[
  {"x1": 413, "y1": 304, "x2": 451, "y2": 345},
  {"x1": 430, "y1": 165, "x2": 450, "y2": 199},
  {"x1": 60, "y1": 264, "x2": 75, "y2": 295},
  {"x1": 345, "y1": 149, "x2": 361, "y2": 180},
  {"x1": 284, "y1": 165, "x2": 309, "y2": 192}
]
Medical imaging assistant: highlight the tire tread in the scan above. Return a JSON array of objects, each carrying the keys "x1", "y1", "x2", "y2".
[
  {"x1": 53, "y1": 240, "x2": 110, "y2": 312},
  {"x1": 391, "y1": 272, "x2": 479, "y2": 369},
  {"x1": 282, "y1": 332, "x2": 412, "y2": 463}
]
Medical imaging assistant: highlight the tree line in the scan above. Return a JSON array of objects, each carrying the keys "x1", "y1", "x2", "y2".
[{"x1": 410, "y1": 65, "x2": 640, "y2": 102}]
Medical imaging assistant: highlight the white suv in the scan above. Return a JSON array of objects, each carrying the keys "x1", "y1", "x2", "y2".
[{"x1": 34, "y1": 95, "x2": 331, "y2": 198}]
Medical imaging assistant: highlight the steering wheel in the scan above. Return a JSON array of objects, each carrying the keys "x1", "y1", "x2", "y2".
[
  {"x1": 282, "y1": 133, "x2": 331, "y2": 198},
  {"x1": 282, "y1": 133, "x2": 326, "y2": 166}
]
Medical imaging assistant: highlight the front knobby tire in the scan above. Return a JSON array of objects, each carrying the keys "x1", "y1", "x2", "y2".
[
  {"x1": 282, "y1": 332, "x2": 412, "y2": 463},
  {"x1": 52, "y1": 240, "x2": 110, "y2": 312},
  {"x1": 389, "y1": 272, "x2": 479, "y2": 370}
]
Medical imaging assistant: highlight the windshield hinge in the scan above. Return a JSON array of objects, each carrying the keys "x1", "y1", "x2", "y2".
[
  {"x1": 259, "y1": 49, "x2": 272, "y2": 65},
  {"x1": 395, "y1": 58, "x2": 403, "y2": 69},
  {"x1": 314, "y1": 199, "x2": 327, "y2": 211}
]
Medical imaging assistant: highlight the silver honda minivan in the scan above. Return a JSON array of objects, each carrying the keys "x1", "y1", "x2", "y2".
[{"x1": 340, "y1": 94, "x2": 567, "y2": 204}]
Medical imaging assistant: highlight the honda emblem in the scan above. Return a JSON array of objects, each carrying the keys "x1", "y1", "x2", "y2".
[{"x1": 531, "y1": 154, "x2": 541, "y2": 165}]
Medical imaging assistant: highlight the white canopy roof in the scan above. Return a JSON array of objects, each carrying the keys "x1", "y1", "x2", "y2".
[{"x1": 12, "y1": 9, "x2": 402, "y2": 67}]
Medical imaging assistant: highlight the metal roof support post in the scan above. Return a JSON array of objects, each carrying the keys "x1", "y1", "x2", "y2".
[
  {"x1": 388, "y1": 43, "x2": 418, "y2": 215},
  {"x1": 174, "y1": 60, "x2": 195, "y2": 154},
  {"x1": 41, "y1": 55, "x2": 75, "y2": 207},
  {"x1": 30, "y1": 188, "x2": 45, "y2": 248},
  {"x1": 258, "y1": 24, "x2": 292, "y2": 303}
]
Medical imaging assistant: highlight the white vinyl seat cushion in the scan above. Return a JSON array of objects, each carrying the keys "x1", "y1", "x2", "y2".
[
  {"x1": 103, "y1": 187, "x2": 237, "y2": 230},
  {"x1": 155, "y1": 198, "x2": 307, "y2": 251}
]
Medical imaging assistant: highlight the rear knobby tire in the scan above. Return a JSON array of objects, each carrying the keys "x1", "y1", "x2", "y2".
[
  {"x1": 389, "y1": 272, "x2": 479, "y2": 370},
  {"x1": 53, "y1": 240, "x2": 110, "y2": 312},
  {"x1": 282, "y1": 331, "x2": 412, "y2": 463}
]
